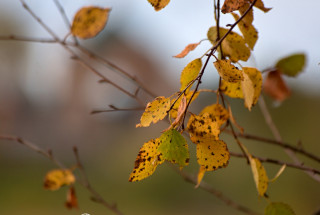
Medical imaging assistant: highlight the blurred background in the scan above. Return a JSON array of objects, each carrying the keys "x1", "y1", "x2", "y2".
[{"x1": 0, "y1": 0, "x2": 320, "y2": 214}]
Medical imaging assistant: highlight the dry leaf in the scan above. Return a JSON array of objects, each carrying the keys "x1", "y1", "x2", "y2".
[
  {"x1": 221, "y1": 0, "x2": 245, "y2": 13},
  {"x1": 65, "y1": 186, "x2": 78, "y2": 209},
  {"x1": 44, "y1": 169, "x2": 75, "y2": 191},
  {"x1": 263, "y1": 70, "x2": 291, "y2": 102},
  {"x1": 148, "y1": 0, "x2": 170, "y2": 11},
  {"x1": 71, "y1": 7, "x2": 111, "y2": 39},
  {"x1": 174, "y1": 42, "x2": 200, "y2": 58},
  {"x1": 164, "y1": 96, "x2": 187, "y2": 131},
  {"x1": 249, "y1": 157, "x2": 268, "y2": 196},
  {"x1": 195, "y1": 165, "x2": 206, "y2": 188},
  {"x1": 214, "y1": 59, "x2": 244, "y2": 83},
  {"x1": 249, "y1": 0, "x2": 271, "y2": 12}
]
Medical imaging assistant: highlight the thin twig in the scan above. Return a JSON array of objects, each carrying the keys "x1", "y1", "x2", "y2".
[
  {"x1": 0, "y1": 35, "x2": 57, "y2": 43},
  {"x1": 91, "y1": 105, "x2": 144, "y2": 114},
  {"x1": 258, "y1": 95, "x2": 320, "y2": 182}
]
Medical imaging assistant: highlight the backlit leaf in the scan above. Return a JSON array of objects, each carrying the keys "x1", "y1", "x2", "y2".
[
  {"x1": 275, "y1": 53, "x2": 306, "y2": 77},
  {"x1": 174, "y1": 42, "x2": 200, "y2": 58},
  {"x1": 180, "y1": 58, "x2": 202, "y2": 92},
  {"x1": 65, "y1": 186, "x2": 78, "y2": 209},
  {"x1": 220, "y1": 80, "x2": 243, "y2": 98},
  {"x1": 200, "y1": 103, "x2": 229, "y2": 126},
  {"x1": 148, "y1": 0, "x2": 170, "y2": 11},
  {"x1": 232, "y1": 12, "x2": 258, "y2": 49},
  {"x1": 44, "y1": 169, "x2": 75, "y2": 191},
  {"x1": 263, "y1": 70, "x2": 291, "y2": 102},
  {"x1": 187, "y1": 113, "x2": 221, "y2": 144},
  {"x1": 129, "y1": 138, "x2": 164, "y2": 182},
  {"x1": 208, "y1": 27, "x2": 251, "y2": 62},
  {"x1": 241, "y1": 67, "x2": 262, "y2": 110},
  {"x1": 197, "y1": 139, "x2": 230, "y2": 171},
  {"x1": 71, "y1": 7, "x2": 110, "y2": 39},
  {"x1": 239, "y1": 2, "x2": 253, "y2": 25},
  {"x1": 221, "y1": 0, "x2": 245, "y2": 13},
  {"x1": 158, "y1": 129, "x2": 189, "y2": 167},
  {"x1": 136, "y1": 96, "x2": 170, "y2": 127},
  {"x1": 214, "y1": 59, "x2": 244, "y2": 83},
  {"x1": 265, "y1": 202, "x2": 296, "y2": 215},
  {"x1": 249, "y1": 157, "x2": 268, "y2": 196},
  {"x1": 249, "y1": 0, "x2": 271, "y2": 13}
]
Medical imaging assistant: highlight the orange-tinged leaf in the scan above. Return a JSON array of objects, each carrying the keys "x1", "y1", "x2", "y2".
[
  {"x1": 71, "y1": 7, "x2": 110, "y2": 39},
  {"x1": 129, "y1": 138, "x2": 164, "y2": 182},
  {"x1": 187, "y1": 113, "x2": 221, "y2": 144},
  {"x1": 214, "y1": 59, "x2": 244, "y2": 83},
  {"x1": 158, "y1": 129, "x2": 189, "y2": 168},
  {"x1": 221, "y1": 0, "x2": 245, "y2": 13},
  {"x1": 263, "y1": 70, "x2": 291, "y2": 102},
  {"x1": 208, "y1": 27, "x2": 250, "y2": 62},
  {"x1": 148, "y1": 0, "x2": 170, "y2": 11},
  {"x1": 44, "y1": 169, "x2": 75, "y2": 191},
  {"x1": 170, "y1": 91, "x2": 199, "y2": 119},
  {"x1": 195, "y1": 165, "x2": 206, "y2": 188},
  {"x1": 164, "y1": 95, "x2": 187, "y2": 131},
  {"x1": 249, "y1": 0, "x2": 271, "y2": 12},
  {"x1": 275, "y1": 53, "x2": 306, "y2": 77},
  {"x1": 200, "y1": 103, "x2": 229, "y2": 126},
  {"x1": 241, "y1": 67, "x2": 262, "y2": 110},
  {"x1": 232, "y1": 12, "x2": 258, "y2": 49},
  {"x1": 180, "y1": 58, "x2": 202, "y2": 92},
  {"x1": 265, "y1": 202, "x2": 296, "y2": 215},
  {"x1": 249, "y1": 157, "x2": 268, "y2": 197},
  {"x1": 197, "y1": 139, "x2": 230, "y2": 171},
  {"x1": 239, "y1": 3, "x2": 253, "y2": 25},
  {"x1": 220, "y1": 80, "x2": 243, "y2": 98},
  {"x1": 136, "y1": 96, "x2": 170, "y2": 127},
  {"x1": 65, "y1": 186, "x2": 78, "y2": 209},
  {"x1": 174, "y1": 42, "x2": 200, "y2": 58}
]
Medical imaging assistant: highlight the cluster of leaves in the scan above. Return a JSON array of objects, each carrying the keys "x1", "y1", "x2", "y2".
[{"x1": 128, "y1": 0, "x2": 308, "y2": 214}]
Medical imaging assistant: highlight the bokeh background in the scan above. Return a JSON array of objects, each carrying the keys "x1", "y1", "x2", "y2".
[{"x1": 0, "y1": 0, "x2": 320, "y2": 215}]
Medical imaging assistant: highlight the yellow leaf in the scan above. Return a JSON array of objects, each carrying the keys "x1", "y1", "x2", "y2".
[
  {"x1": 129, "y1": 138, "x2": 164, "y2": 182},
  {"x1": 197, "y1": 139, "x2": 230, "y2": 171},
  {"x1": 65, "y1": 186, "x2": 78, "y2": 209},
  {"x1": 195, "y1": 165, "x2": 206, "y2": 188},
  {"x1": 136, "y1": 96, "x2": 170, "y2": 127},
  {"x1": 180, "y1": 58, "x2": 202, "y2": 92},
  {"x1": 170, "y1": 91, "x2": 199, "y2": 119},
  {"x1": 174, "y1": 42, "x2": 200, "y2": 58},
  {"x1": 269, "y1": 164, "x2": 286, "y2": 183},
  {"x1": 232, "y1": 12, "x2": 258, "y2": 50},
  {"x1": 239, "y1": 3, "x2": 253, "y2": 25},
  {"x1": 214, "y1": 59, "x2": 244, "y2": 83},
  {"x1": 44, "y1": 169, "x2": 75, "y2": 191},
  {"x1": 187, "y1": 113, "x2": 221, "y2": 144},
  {"x1": 164, "y1": 95, "x2": 187, "y2": 132},
  {"x1": 71, "y1": 7, "x2": 111, "y2": 39},
  {"x1": 208, "y1": 27, "x2": 251, "y2": 62},
  {"x1": 241, "y1": 67, "x2": 262, "y2": 110},
  {"x1": 148, "y1": 0, "x2": 170, "y2": 11},
  {"x1": 200, "y1": 103, "x2": 229, "y2": 126},
  {"x1": 220, "y1": 80, "x2": 243, "y2": 98},
  {"x1": 249, "y1": 0, "x2": 271, "y2": 13},
  {"x1": 221, "y1": 0, "x2": 245, "y2": 13},
  {"x1": 249, "y1": 157, "x2": 268, "y2": 197}
]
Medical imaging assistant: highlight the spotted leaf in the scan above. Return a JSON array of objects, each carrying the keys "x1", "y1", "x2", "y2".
[
  {"x1": 214, "y1": 59, "x2": 244, "y2": 83},
  {"x1": 200, "y1": 103, "x2": 229, "y2": 126},
  {"x1": 250, "y1": 157, "x2": 268, "y2": 197},
  {"x1": 221, "y1": 0, "x2": 245, "y2": 13}
]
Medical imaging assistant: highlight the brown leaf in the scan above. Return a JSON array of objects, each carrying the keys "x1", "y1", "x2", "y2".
[
  {"x1": 65, "y1": 186, "x2": 78, "y2": 209},
  {"x1": 174, "y1": 42, "x2": 200, "y2": 58},
  {"x1": 263, "y1": 70, "x2": 291, "y2": 102},
  {"x1": 221, "y1": 0, "x2": 246, "y2": 13},
  {"x1": 249, "y1": 0, "x2": 271, "y2": 12},
  {"x1": 164, "y1": 95, "x2": 187, "y2": 131}
]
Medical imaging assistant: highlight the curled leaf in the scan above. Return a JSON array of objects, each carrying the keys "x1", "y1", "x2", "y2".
[
  {"x1": 44, "y1": 169, "x2": 75, "y2": 191},
  {"x1": 221, "y1": 0, "x2": 245, "y2": 13},
  {"x1": 148, "y1": 0, "x2": 170, "y2": 11},
  {"x1": 71, "y1": 7, "x2": 111, "y2": 39},
  {"x1": 241, "y1": 67, "x2": 262, "y2": 110},
  {"x1": 136, "y1": 96, "x2": 170, "y2": 127},
  {"x1": 174, "y1": 42, "x2": 200, "y2": 58},
  {"x1": 65, "y1": 186, "x2": 78, "y2": 209},
  {"x1": 249, "y1": 0, "x2": 271, "y2": 13},
  {"x1": 263, "y1": 70, "x2": 291, "y2": 102},
  {"x1": 164, "y1": 95, "x2": 187, "y2": 132},
  {"x1": 196, "y1": 165, "x2": 206, "y2": 188},
  {"x1": 269, "y1": 164, "x2": 286, "y2": 183}
]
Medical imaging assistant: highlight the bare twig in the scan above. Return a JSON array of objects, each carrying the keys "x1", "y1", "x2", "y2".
[
  {"x1": 91, "y1": 105, "x2": 144, "y2": 114},
  {"x1": 0, "y1": 35, "x2": 57, "y2": 43}
]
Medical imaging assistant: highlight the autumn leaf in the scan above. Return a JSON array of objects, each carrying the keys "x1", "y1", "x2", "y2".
[
  {"x1": 196, "y1": 166, "x2": 206, "y2": 188},
  {"x1": 249, "y1": 157, "x2": 268, "y2": 197},
  {"x1": 148, "y1": 0, "x2": 170, "y2": 11},
  {"x1": 239, "y1": 2, "x2": 253, "y2": 25},
  {"x1": 197, "y1": 139, "x2": 230, "y2": 171},
  {"x1": 265, "y1": 202, "x2": 296, "y2": 215},
  {"x1": 241, "y1": 67, "x2": 262, "y2": 110},
  {"x1": 200, "y1": 103, "x2": 229, "y2": 126},
  {"x1": 232, "y1": 12, "x2": 258, "y2": 50},
  {"x1": 174, "y1": 42, "x2": 200, "y2": 58},
  {"x1": 187, "y1": 112, "x2": 221, "y2": 143},
  {"x1": 214, "y1": 59, "x2": 244, "y2": 83},
  {"x1": 275, "y1": 53, "x2": 306, "y2": 77},
  {"x1": 136, "y1": 96, "x2": 170, "y2": 127},
  {"x1": 221, "y1": 0, "x2": 245, "y2": 13},
  {"x1": 208, "y1": 27, "x2": 251, "y2": 62},
  {"x1": 158, "y1": 129, "x2": 189, "y2": 167},
  {"x1": 65, "y1": 186, "x2": 78, "y2": 209},
  {"x1": 170, "y1": 91, "x2": 199, "y2": 119},
  {"x1": 263, "y1": 70, "x2": 291, "y2": 102},
  {"x1": 180, "y1": 58, "x2": 202, "y2": 92},
  {"x1": 249, "y1": 0, "x2": 271, "y2": 13},
  {"x1": 129, "y1": 138, "x2": 164, "y2": 182},
  {"x1": 44, "y1": 169, "x2": 75, "y2": 191},
  {"x1": 228, "y1": 106, "x2": 244, "y2": 134},
  {"x1": 164, "y1": 95, "x2": 187, "y2": 132},
  {"x1": 220, "y1": 80, "x2": 243, "y2": 98},
  {"x1": 71, "y1": 7, "x2": 111, "y2": 39}
]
